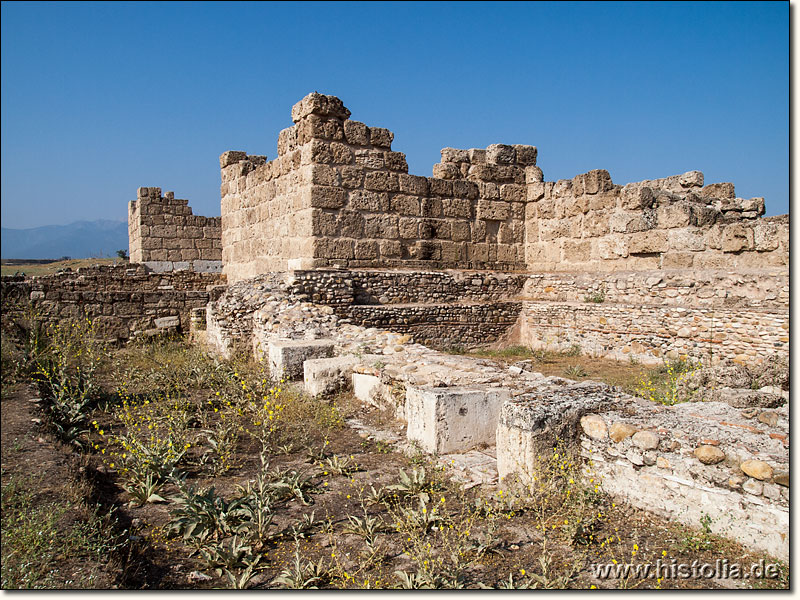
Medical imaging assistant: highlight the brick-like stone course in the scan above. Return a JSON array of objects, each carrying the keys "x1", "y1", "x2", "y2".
[{"x1": 286, "y1": 268, "x2": 527, "y2": 306}]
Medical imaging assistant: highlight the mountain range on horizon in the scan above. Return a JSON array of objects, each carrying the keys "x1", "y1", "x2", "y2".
[{"x1": 1, "y1": 219, "x2": 129, "y2": 260}]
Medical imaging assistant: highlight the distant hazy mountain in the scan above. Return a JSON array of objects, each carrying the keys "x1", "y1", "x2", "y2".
[{"x1": 1, "y1": 220, "x2": 129, "y2": 260}]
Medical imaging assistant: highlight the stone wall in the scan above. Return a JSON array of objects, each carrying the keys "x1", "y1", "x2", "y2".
[
  {"x1": 345, "y1": 302, "x2": 522, "y2": 349},
  {"x1": 524, "y1": 170, "x2": 788, "y2": 272},
  {"x1": 287, "y1": 268, "x2": 528, "y2": 306},
  {"x1": 496, "y1": 383, "x2": 789, "y2": 560},
  {"x1": 521, "y1": 269, "x2": 789, "y2": 309},
  {"x1": 1, "y1": 265, "x2": 223, "y2": 340},
  {"x1": 204, "y1": 270, "x2": 525, "y2": 356},
  {"x1": 220, "y1": 93, "x2": 537, "y2": 281},
  {"x1": 128, "y1": 187, "x2": 222, "y2": 273},
  {"x1": 518, "y1": 301, "x2": 788, "y2": 366},
  {"x1": 127, "y1": 93, "x2": 786, "y2": 280}
]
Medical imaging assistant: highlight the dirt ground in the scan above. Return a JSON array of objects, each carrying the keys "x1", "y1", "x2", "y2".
[{"x1": 1, "y1": 360, "x2": 788, "y2": 589}]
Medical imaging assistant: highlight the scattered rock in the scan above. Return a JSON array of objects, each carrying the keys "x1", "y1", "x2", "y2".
[
  {"x1": 632, "y1": 430, "x2": 659, "y2": 450},
  {"x1": 740, "y1": 459, "x2": 773, "y2": 481},
  {"x1": 609, "y1": 422, "x2": 637, "y2": 443},
  {"x1": 741, "y1": 408, "x2": 759, "y2": 419},
  {"x1": 188, "y1": 571, "x2": 212, "y2": 583},
  {"x1": 656, "y1": 456, "x2": 671, "y2": 469},
  {"x1": 695, "y1": 445, "x2": 725, "y2": 465},
  {"x1": 580, "y1": 414, "x2": 607, "y2": 440}
]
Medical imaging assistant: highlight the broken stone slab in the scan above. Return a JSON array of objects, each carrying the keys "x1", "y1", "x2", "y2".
[
  {"x1": 405, "y1": 385, "x2": 511, "y2": 454},
  {"x1": 304, "y1": 355, "x2": 359, "y2": 397},
  {"x1": 267, "y1": 339, "x2": 335, "y2": 380}
]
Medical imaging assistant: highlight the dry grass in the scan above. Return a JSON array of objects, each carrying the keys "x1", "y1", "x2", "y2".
[{"x1": 1, "y1": 258, "x2": 120, "y2": 277}]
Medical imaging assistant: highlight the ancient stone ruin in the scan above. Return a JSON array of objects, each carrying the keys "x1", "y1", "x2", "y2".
[{"x1": 2, "y1": 92, "x2": 788, "y2": 560}]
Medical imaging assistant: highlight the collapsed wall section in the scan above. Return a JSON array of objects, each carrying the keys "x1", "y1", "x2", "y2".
[{"x1": 128, "y1": 187, "x2": 222, "y2": 272}]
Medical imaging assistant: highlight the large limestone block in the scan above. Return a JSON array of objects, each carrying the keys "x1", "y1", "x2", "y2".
[
  {"x1": 486, "y1": 144, "x2": 516, "y2": 165},
  {"x1": 721, "y1": 223, "x2": 755, "y2": 252},
  {"x1": 291, "y1": 92, "x2": 351, "y2": 123},
  {"x1": 268, "y1": 340, "x2": 335, "y2": 380},
  {"x1": 405, "y1": 386, "x2": 511, "y2": 454},
  {"x1": 304, "y1": 356, "x2": 359, "y2": 397},
  {"x1": 628, "y1": 230, "x2": 668, "y2": 254}
]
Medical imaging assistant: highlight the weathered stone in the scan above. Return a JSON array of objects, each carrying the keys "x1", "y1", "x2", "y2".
[
  {"x1": 694, "y1": 445, "x2": 725, "y2": 465},
  {"x1": 268, "y1": 339, "x2": 335, "y2": 380},
  {"x1": 486, "y1": 144, "x2": 516, "y2": 165},
  {"x1": 632, "y1": 430, "x2": 659, "y2": 450},
  {"x1": 580, "y1": 414, "x2": 607, "y2": 440},
  {"x1": 740, "y1": 460, "x2": 773, "y2": 481},
  {"x1": 757, "y1": 411, "x2": 778, "y2": 427},
  {"x1": 304, "y1": 356, "x2": 359, "y2": 397},
  {"x1": 609, "y1": 422, "x2": 637, "y2": 442},
  {"x1": 773, "y1": 472, "x2": 789, "y2": 487},
  {"x1": 154, "y1": 315, "x2": 180, "y2": 329},
  {"x1": 406, "y1": 386, "x2": 510, "y2": 454},
  {"x1": 626, "y1": 449, "x2": 644, "y2": 466},
  {"x1": 742, "y1": 478, "x2": 763, "y2": 496}
]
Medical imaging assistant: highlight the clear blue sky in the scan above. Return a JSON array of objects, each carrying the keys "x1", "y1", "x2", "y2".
[{"x1": 1, "y1": 1, "x2": 789, "y2": 228}]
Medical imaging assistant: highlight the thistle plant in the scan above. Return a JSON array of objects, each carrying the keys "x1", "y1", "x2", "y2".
[{"x1": 272, "y1": 539, "x2": 328, "y2": 589}]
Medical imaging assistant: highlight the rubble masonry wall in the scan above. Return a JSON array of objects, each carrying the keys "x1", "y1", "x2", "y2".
[{"x1": 1, "y1": 265, "x2": 223, "y2": 340}]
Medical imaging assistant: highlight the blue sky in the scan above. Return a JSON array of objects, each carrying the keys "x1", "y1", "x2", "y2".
[{"x1": 1, "y1": 1, "x2": 789, "y2": 228}]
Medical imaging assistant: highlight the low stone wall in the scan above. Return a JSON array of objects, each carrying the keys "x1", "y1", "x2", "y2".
[
  {"x1": 1, "y1": 265, "x2": 224, "y2": 340},
  {"x1": 344, "y1": 302, "x2": 522, "y2": 349},
  {"x1": 518, "y1": 301, "x2": 788, "y2": 366},
  {"x1": 522, "y1": 269, "x2": 788, "y2": 309},
  {"x1": 496, "y1": 383, "x2": 788, "y2": 560}
]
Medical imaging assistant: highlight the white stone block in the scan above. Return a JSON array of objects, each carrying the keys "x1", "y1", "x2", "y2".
[
  {"x1": 143, "y1": 261, "x2": 173, "y2": 272},
  {"x1": 268, "y1": 339, "x2": 335, "y2": 380},
  {"x1": 193, "y1": 260, "x2": 223, "y2": 273},
  {"x1": 405, "y1": 386, "x2": 510, "y2": 454},
  {"x1": 304, "y1": 356, "x2": 358, "y2": 397},
  {"x1": 154, "y1": 316, "x2": 180, "y2": 329}
]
